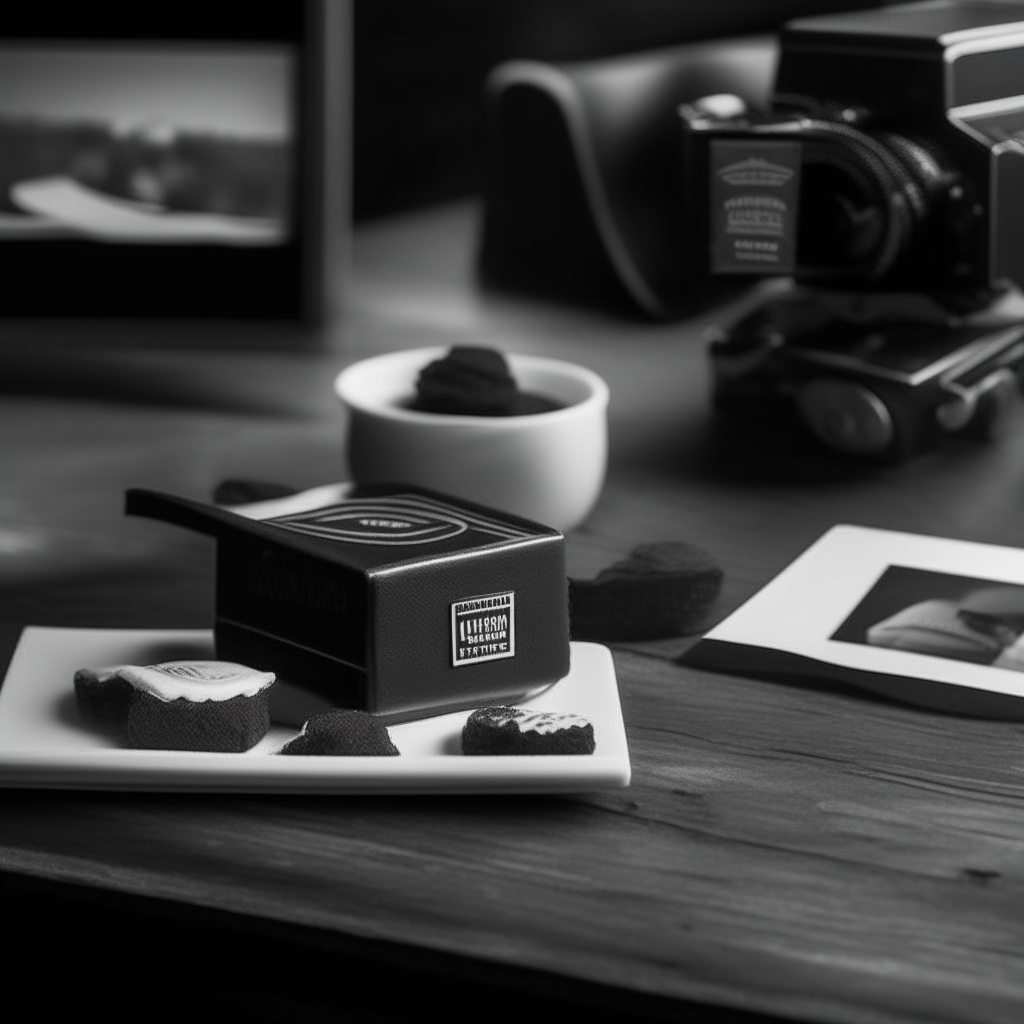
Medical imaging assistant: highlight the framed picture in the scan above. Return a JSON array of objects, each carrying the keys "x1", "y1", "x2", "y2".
[
  {"x1": 0, "y1": 3, "x2": 347, "y2": 329},
  {"x1": 685, "y1": 524, "x2": 1024, "y2": 719}
]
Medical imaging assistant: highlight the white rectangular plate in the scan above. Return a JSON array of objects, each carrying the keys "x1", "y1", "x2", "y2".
[{"x1": 0, "y1": 628, "x2": 631, "y2": 793}]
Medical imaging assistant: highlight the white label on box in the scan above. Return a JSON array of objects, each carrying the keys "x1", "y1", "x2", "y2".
[{"x1": 451, "y1": 592, "x2": 515, "y2": 667}]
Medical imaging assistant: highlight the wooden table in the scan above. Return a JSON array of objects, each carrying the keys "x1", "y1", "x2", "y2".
[{"x1": 2, "y1": 202, "x2": 1024, "y2": 1024}]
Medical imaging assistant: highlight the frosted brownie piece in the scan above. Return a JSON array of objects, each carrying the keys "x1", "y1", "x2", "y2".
[
  {"x1": 121, "y1": 661, "x2": 275, "y2": 752},
  {"x1": 74, "y1": 661, "x2": 276, "y2": 752}
]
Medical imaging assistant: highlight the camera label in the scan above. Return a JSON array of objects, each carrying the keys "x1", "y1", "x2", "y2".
[
  {"x1": 710, "y1": 140, "x2": 801, "y2": 274},
  {"x1": 451, "y1": 591, "x2": 515, "y2": 667}
]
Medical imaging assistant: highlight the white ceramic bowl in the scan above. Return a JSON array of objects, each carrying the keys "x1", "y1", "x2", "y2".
[{"x1": 334, "y1": 347, "x2": 609, "y2": 531}]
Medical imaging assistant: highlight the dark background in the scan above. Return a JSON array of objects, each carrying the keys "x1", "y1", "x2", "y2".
[
  {"x1": 351, "y1": 0, "x2": 888, "y2": 220},
  {"x1": 0, "y1": 0, "x2": 892, "y2": 323}
]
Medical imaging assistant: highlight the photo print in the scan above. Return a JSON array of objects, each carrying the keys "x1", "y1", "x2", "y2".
[
  {"x1": 0, "y1": 44, "x2": 292, "y2": 246},
  {"x1": 832, "y1": 565, "x2": 1024, "y2": 672},
  {"x1": 685, "y1": 526, "x2": 1024, "y2": 718}
]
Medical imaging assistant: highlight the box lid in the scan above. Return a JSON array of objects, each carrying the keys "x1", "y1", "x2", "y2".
[{"x1": 125, "y1": 483, "x2": 561, "y2": 574}]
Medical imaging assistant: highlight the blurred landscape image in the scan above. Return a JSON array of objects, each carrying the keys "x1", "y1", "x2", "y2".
[{"x1": 0, "y1": 44, "x2": 292, "y2": 244}]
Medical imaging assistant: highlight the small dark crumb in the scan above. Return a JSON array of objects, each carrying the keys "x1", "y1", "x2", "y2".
[
  {"x1": 670, "y1": 788, "x2": 703, "y2": 800},
  {"x1": 280, "y1": 709, "x2": 400, "y2": 756},
  {"x1": 961, "y1": 868, "x2": 1001, "y2": 885}
]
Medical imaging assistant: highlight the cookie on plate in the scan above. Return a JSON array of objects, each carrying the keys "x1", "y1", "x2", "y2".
[
  {"x1": 461, "y1": 706, "x2": 595, "y2": 756},
  {"x1": 279, "y1": 709, "x2": 400, "y2": 756}
]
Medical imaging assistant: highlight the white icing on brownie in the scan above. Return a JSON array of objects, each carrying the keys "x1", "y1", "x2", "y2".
[
  {"x1": 114, "y1": 661, "x2": 275, "y2": 703},
  {"x1": 482, "y1": 707, "x2": 589, "y2": 736}
]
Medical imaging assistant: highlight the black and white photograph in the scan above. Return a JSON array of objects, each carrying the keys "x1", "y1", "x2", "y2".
[
  {"x1": 0, "y1": 44, "x2": 293, "y2": 246},
  {"x1": 834, "y1": 566, "x2": 1024, "y2": 671},
  {"x1": 690, "y1": 524, "x2": 1024, "y2": 712},
  {"x1": 5, "y1": 3, "x2": 1024, "y2": 1023}
]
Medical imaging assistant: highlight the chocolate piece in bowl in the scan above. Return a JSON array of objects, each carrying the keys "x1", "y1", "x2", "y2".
[
  {"x1": 413, "y1": 346, "x2": 517, "y2": 415},
  {"x1": 125, "y1": 483, "x2": 571, "y2": 725},
  {"x1": 411, "y1": 346, "x2": 562, "y2": 416}
]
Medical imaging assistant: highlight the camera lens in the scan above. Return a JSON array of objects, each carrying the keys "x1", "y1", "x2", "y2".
[
  {"x1": 786, "y1": 122, "x2": 947, "y2": 283},
  {"x1": 798, "y1": 156, "x2": 887, "y2": 271}
]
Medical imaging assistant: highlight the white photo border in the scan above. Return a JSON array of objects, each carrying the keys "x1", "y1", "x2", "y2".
[{"x1": 704, "y1": 525, "x2": 1024, "y2": 699}]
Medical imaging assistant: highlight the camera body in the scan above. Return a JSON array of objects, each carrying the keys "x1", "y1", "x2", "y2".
[
  {"x1": 680, "y1": 1, "x2": 1024, "y2": 298},
  {"x1": 683, "y1": 1, "x2": 1024, "y2": 458}
]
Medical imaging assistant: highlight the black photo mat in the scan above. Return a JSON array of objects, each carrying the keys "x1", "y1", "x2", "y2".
[{"x1": 832, "y1": 566, "x2": 1024, "y2": 646}]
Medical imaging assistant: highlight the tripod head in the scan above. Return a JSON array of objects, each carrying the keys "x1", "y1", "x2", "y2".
[{"x1": 708, "y1": 285, "x2": 1024, "y2": 460}]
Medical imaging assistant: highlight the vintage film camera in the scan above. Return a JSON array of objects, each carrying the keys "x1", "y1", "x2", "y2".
[{"x1": 680, "y1": 0, "x2": 1024, "y2": 458}]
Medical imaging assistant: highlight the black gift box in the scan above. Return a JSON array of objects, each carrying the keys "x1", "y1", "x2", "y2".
[{"x1": 126, "y1": 484, "x2": 570, "y2": 723}]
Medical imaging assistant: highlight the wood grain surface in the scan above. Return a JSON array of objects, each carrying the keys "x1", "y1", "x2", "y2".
[{"x1": 1, "y1": 203, "x2": 1024, "y2": 1023}]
